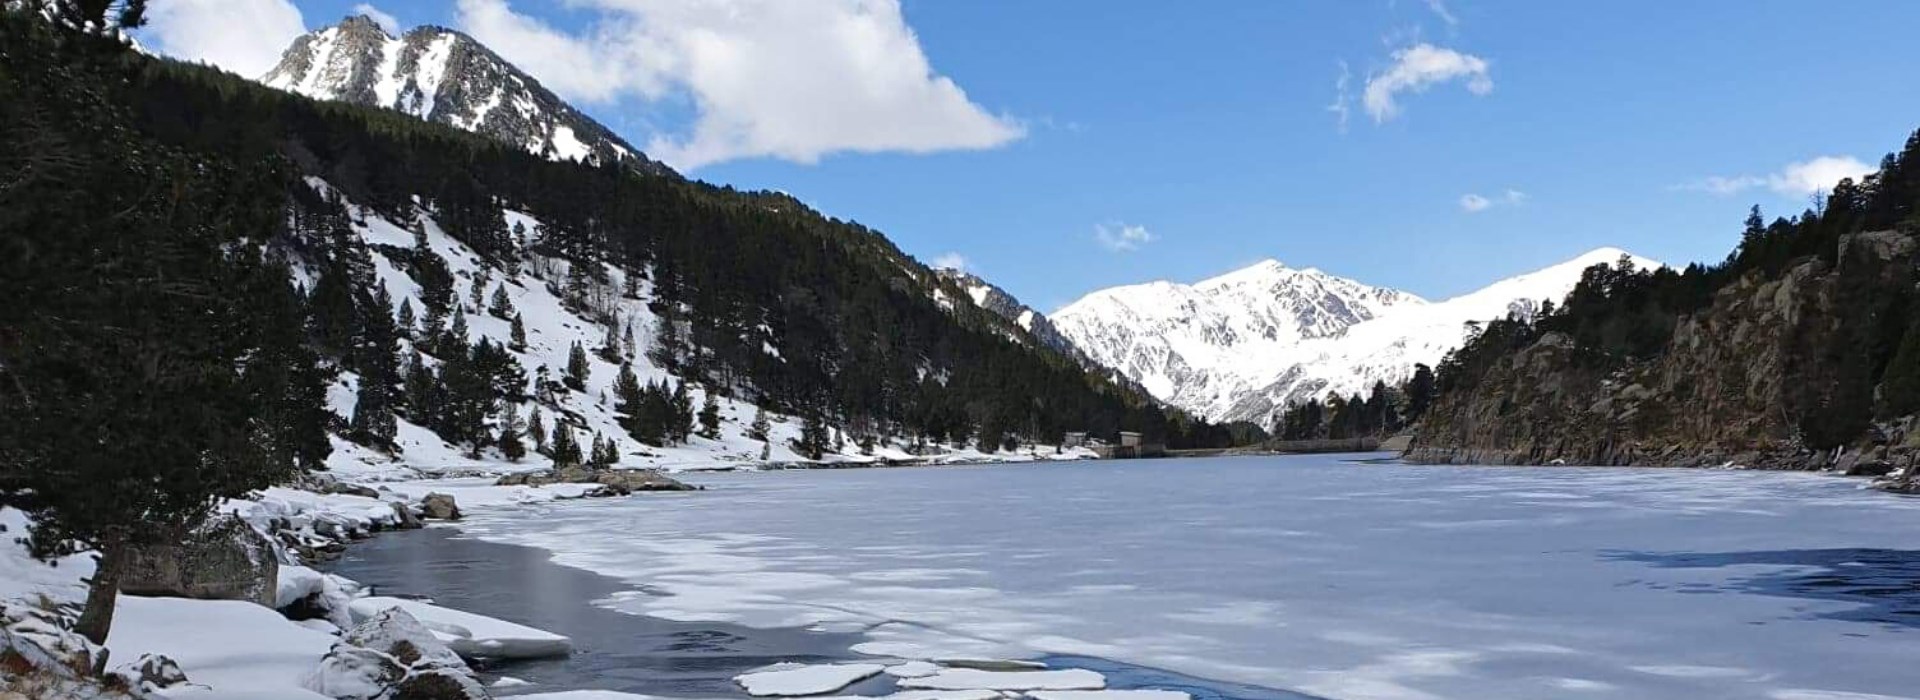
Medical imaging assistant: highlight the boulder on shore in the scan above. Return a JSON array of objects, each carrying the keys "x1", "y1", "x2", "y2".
[
  {"x1": 306, "y1": 607, "x2": 484, "y2": 700},
  {"x1": 122, "y1": 516, "x2": 278, "y2": 607},
  {"x1": 389, "y1": 501, "x2": 424, "y2": 530},
  {"x1": 419, "y1": 493, "x2": 461, "y2": 521}
]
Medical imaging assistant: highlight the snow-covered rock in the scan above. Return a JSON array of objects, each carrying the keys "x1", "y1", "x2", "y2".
[
  {"x1": 1051, "y1": 248, "x2": 1660, "y2": 426},
  {"x1": 261, "y1": 15, "x2": 668, "y2": 175},
  {"x1": 733, "y1": 662, "x2": 888, "y2": 696},
  {"x1": 347, "y1": 596, "x2": 572, "y2": 660},
  {"x1": 276, "y1": 564, "x2": 357, "y2": 630},
  {"x1": 898, "y1": 668, "x2": 1107, "y2": 691}
]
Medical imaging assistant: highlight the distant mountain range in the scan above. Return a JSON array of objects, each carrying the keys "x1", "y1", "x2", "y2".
[
  {"x1": 1051, "y1": 248, "x2": 1660, "y2": 427},
  {"x1": 261, "y1": 15, "x2": 672, "y2": 176}
]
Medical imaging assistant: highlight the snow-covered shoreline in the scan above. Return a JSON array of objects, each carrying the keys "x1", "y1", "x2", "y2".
[{"x1": 0, "y1": 453, "x2": 1118, "y2": 700}]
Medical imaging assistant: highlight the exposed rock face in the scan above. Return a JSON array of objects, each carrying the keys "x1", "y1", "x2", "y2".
[
  {"x1": 261, "y1": 15, "x2": 670, "y2": 177},
  {"x1": 935, "y1": 269, "x2": 1086, "y2": 361},
  {"x1": 418, "y1": 493, "x2": 461, "y2": 521},
  {"x1": 493, "y1": 468, "x2": 695, "y2": 493},
  {"x1": 1410, "y1": 232, "x2": 1919, "y2": 469},
  {"x1": 121, "y1": 517, "x2": 278, "y2": 607}
]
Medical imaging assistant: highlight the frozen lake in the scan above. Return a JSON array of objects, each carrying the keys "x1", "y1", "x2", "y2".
[{"x1": 440, "y1": 456, "x2": 1920, "y2": 700}]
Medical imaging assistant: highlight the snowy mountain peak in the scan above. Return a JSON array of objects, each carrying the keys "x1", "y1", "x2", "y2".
[
  {"x1": 261, "y1": 16, "x2": 672, "y2": 176},
  {"x1": 1051, "y1": 247, "x2": 1658, "y2": 426}
]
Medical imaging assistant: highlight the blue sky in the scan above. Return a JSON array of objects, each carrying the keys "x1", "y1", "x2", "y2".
[{"x1": 146, "y1": 1, "x2": 1920, "y2": 311}]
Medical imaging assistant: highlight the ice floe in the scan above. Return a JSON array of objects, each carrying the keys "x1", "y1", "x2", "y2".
[
  {"x1": 347, "y1": 595, "x2": 572, "y2": 659},
  {"x1": 734, "y1": 661, "x2": 889, "y2": 696}
]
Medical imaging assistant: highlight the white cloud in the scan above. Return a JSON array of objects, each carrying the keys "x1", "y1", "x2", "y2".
[
  {"x1": 1095, "y1": 223, "x2": 1155, "y2": 252},
  {"x1": 1675, "y1": 156, "x2": 1875, "y2": 198},
  {"x1": 1460, "y1": 189, "x2": 1525, "y2": 213},
  {"x1": 1363, "y1": 43, "x2": 1493, "y2": 123},
  {"x1": 352, "y1": 3, "x2": 400, "y2": 35},
  {"x1": 1423, "y1": 0, "x2": 1460, "y2": 27},
  {"x1": 1328, "y1": 61, "x2": 1353, "y2": 133},
  {"x1": 144, "y1": 0, "x2": 307, "y2": 78},
  {"x1": 931, "y1": 252, "x2": 968, "y2": 271},
  {"x1": 455, "y1": 0, "x2": 1025, "y2": 170},
  {"x1": 1771, "y1": 156, "x2": 1875, "y2": 196}
]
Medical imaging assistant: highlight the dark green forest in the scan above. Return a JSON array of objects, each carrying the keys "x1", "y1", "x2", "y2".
[{"x1": 1424, "y1": 130, "x2": 1920, "y2": 450}]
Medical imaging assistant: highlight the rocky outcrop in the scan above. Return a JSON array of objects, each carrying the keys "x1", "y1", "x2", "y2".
[
  {"x1": 121, "y1": 517, "x2": 278, "y2": 607},
  {"x1": 419, "y1": 493, "x2": 461, "y2": 521},
  {"x1": 261, "y1": 15, "x2": 670, "y2": 177},
  {"x1": 1410, "y1": 231, "x2": 1920, "y2": 470},
  {"x1": 112, "y1": 654, "x2": 188, "y2": 694},
  {"x1": 304, "y1": 608, "x2": 485, "y2": 700},
  {"x1": 493, "y1": 468, "x2": 695, "y2": 494}
]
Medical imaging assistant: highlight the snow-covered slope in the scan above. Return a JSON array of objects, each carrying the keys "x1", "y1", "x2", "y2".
[
  {"x1": 261, "y1": 15, "x2": 670, "y2": 175},
  {"x1": 302, "y1": 178, "x2": 1086, "y2": 481},
  {"x1": 1051, "y1": 248, "x2": 1659, "y2": 426}
]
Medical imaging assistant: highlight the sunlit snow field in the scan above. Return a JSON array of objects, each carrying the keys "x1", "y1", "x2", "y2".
[{"x1": 446, "y1": 457, "x2": 1920, "y2": 700}]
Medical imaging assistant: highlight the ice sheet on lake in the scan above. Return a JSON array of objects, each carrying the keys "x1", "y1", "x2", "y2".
[
  {"x1": 734, "y1": 662, "x2": 887, "y2": 696},
  {"x1": 447, "y1": 458, "x2": 1920, "y2": 700}
]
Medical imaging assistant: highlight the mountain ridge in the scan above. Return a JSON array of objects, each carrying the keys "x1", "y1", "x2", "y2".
[
  {"x1": 1051, "y1": 247, "x2": 1659, "y2": 426},
  {"x1": 262, "y1": 15, "x2": 673, "y2": 176}
]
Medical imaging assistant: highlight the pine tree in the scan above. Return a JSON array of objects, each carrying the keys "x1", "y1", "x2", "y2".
[
  {"x1": 748, "y1": 406, "x2": 771, "y2": 442},
  {"x1": 490, "y1": 283, "x2": 515, "y2": 319},
  {"x1": 470, "y1": 270, "x2": 489, "y2": 310},
  {"x1": 0, "y1": 33, "x2": 317, "y2": 642},
  {"x1": 565, "y1": 340, "x2": 590, "y2": 391},
  {"x1": 396, "y1": 298, "x2": 416, "y2": 339},
  {"x1": 509, "y1": 313, "x2": 528, "y2": 352},
  {"x1": 498, "y1": 402, "x2": 526, "y2": 462},
  {"x1": 528, "y1": 405, "x2": 548, "y2": 454},
  {"x1": 445, "y1": 304, "x2": 469, "y2": 353},
  {"x1": 550, "y1": 422, "x2": 582, "y2": 467},
  {"x1": 698, "y1": 390, "x2": 721, "y2": 439},
  {"x1": 671, "y1": 381, "x2": 695, "y2": 443},
  {"x1": 1881, "y1": 319, "x2": 1920, "y2": 419},
  {"x1": 613, "y1": 362, "x2": 644, "y2": 436},
  {"x1": 600, "y1": 318, "x2": 623, "y2": 362},
  {"x1": 401, "y1": 351, "x2": 436, "y2": 422},
  {"x1": 307, "y1": 253, "x2": 359, "y2": 354},
  {"x1": 1403, "y1": 364, "x2": 1437, "y2": 424},
  {"x1": 795, "y1": 413, "x2": 830, "y2": 460},
  {"x1": 413, "y1": 239, "x2": 455, "y2": 321}
]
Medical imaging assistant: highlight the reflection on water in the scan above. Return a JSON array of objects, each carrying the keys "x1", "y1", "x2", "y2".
[
  {"x1": 1603, "y1": 548, "x2": 1920, "y2": 629},
  {"x1": 325, "y1": 527, "x2": 867, "y2": 697}
]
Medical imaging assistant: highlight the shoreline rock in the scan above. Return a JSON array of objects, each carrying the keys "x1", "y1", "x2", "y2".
[{"x1": 493, "y1": 467, "x2": 696, "y2": 493}]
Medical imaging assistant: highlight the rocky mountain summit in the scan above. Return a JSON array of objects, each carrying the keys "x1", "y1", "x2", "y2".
[{"x1": 262, "y1": 15, "x2": 671, "y2": 176}]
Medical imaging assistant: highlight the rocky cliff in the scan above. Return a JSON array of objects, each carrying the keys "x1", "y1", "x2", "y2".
[{"x1": 1409, "y1": 230, "x2": 1920, "y2": 480}]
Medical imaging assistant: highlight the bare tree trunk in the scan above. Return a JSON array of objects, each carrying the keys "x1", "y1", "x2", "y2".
[{"x1": 74, "y1": 536, "x2": 126, "y2": 646}]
